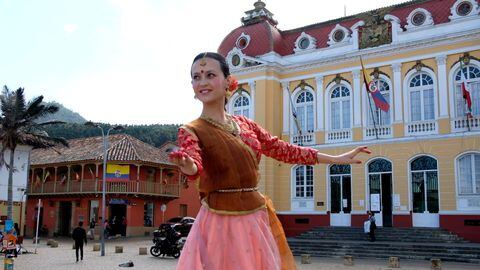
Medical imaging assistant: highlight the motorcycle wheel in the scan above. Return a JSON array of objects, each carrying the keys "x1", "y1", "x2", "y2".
[
  {"x1": 173, "y1": 249, "x2": 181, "y2": 259},
  {"x1": 150, "y1": 246, "x2": 161, "y2": 257}
]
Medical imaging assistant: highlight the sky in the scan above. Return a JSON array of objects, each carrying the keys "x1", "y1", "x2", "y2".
[{"x1": 0, "y1": 0, "x2": 407, "y2": 125}]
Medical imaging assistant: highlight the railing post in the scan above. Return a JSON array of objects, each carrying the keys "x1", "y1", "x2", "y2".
[
  {"x1": 41, "y1": 182, "x2": 44, "y2": 193},
  {"x1": 137, "y1": 181, "x2": 139, "y2": 193},
  {"x1": 95, "y1": 178, "x2": 98, "y2": 193}
]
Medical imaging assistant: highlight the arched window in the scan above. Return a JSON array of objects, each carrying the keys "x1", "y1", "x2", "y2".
[
  {"x1": 410, "y1": 156, "x2": 439, "y2": 213},
  {"x1": 367, "y1": 79, "x2": 391, "y2": 126},
  {"x1": 454, "y1": 65, "x2": 480, "y2": 117},
  {"x1": 408, "y1": 73, "x2": 435, "y2": 122},
  {"x1": 329, "y1": 164, "x2": 351, "y2": 213},
  {"x1": 294, "y1": 165, "x2": 313, "y2": 198},
  {"x1": 457, "y1": 153, "x2": 480, "y2": 195},
  {"x1": 232, "y1": 95, "x2": 250, "y2": 118},
  {"x1": 330, "y1": 85, "x2": 350, "y2": 130},
  {"x1": 294, "y1": 91, "x2": 314, "y2": 133}
]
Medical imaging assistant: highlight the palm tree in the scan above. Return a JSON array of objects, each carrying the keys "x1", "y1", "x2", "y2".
[{"x1": 0, "y1": 86, "x2": 68, "y2": 220}]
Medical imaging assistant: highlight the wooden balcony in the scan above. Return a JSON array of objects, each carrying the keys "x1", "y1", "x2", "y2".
[{"x1": 26, "y1": 179, "x2": 180, "y2": 198}]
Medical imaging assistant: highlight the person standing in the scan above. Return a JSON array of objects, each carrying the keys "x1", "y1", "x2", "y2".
[
  {"x1": 72, "y1": 221, "x2": 87, "y2": 262},
  {"x1": 367, "y1": 211, "x2": 377, "y2": 242},
  {"x1": 88, "y1": 218, "x2": 96, "y2": 240},
  {"x1": 169, "y1": 52, "x2": 371, "y2": 270},
  {"x1": 121, "y1": 216, "x2": 127, "y2": 237}
]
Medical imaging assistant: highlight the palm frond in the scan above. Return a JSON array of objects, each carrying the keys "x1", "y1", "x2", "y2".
[{"x1": 13, "y1": 88, "x2": 27, "y2": 122}]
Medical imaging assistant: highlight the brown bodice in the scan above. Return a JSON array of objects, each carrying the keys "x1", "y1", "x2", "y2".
[{"x1": 185, "y1": 118, "x2": 266, "y2": 214}]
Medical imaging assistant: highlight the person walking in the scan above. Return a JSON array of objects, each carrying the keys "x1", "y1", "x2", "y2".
[{"x1": 72, "y1": 221, "x2": 87, "y2": 262}]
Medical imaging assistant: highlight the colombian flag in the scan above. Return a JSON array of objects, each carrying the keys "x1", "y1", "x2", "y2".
[
  {"x1": 360, "y1": 57, "x2": 390, "y2": 112},
  {"x1": 106, "y1": 164, "x2": 130, "y2": 181}
]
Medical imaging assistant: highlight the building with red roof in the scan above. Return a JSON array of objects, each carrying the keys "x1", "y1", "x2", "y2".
[
  {"x1": 25, "y1": 134, "x2": 200, "y2": 237},
  {"x1": 220, "y1": 0, "x2": 480, "y2": 242}
]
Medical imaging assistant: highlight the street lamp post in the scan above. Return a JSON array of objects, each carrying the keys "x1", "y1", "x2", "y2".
[{"x1": 85, "y1": 122, "x2": 124, "y2": 256}]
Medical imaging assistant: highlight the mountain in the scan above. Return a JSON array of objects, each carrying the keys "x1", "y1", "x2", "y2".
[{"x1": 38, "y1": 101, "x2": 86, "y2": 124}]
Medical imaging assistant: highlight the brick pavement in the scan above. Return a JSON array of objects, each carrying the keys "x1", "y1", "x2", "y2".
[{"x1": 6, "y1": 237, "x2": 479, "y2": 270}]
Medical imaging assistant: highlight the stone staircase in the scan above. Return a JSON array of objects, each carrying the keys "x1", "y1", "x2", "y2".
[{"x1": 288, "y1": 227, "x2": 480, "y2": 264}]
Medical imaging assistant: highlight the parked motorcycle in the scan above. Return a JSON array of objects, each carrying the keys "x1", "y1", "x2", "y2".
[{"x1": 150, "y1": 225, "x2": 184, "y2": 258}]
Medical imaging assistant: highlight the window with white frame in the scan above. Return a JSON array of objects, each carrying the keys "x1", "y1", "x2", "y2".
[
  {"x1": 330, "y1": 85, "x2": 351, "y2": 130},
  {"x1": 294, "y1": 91, "x2": 314, "y2": 133},
  {"x1": 294, "y1": 165, "x2": 313, "y2": 198},
  {"x1": 457, "y1": 153, "x2": 480, "y2": 195},
  {"x1": 367, "y1": 79, "x2": 391, "y2": 126},
  {"x1": 408, "y1": 73, "x2": 435, "y2": 122},
  {"x1": 410, "y1": 156, "x2": 439, "y2": 213},
  {"x1": 232, "y1": 95, "x2": 250, "y2": 118},
  {"x1": 454, "y1": 65, "x2": 480, "y2": 117},
  {"x1": 329, "y1": 164, "x2": 351, "y2": 213}
]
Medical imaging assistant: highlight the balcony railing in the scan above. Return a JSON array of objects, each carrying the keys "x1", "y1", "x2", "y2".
[
  {"x1": 406, "y1": 120, "x2": 437, "y2": 136},
  {"x1": 27, "y1": 179, "x2": 180, "y2": 197},
  {"x1": 291, "y1": 132, "x2": 315, "y2": 146},
  {"x1": 364, "y1": 125, "x2": 392, "y2": 139},
  {"x1": 452, "y1": 116, "x2": 480, "y2": 132},
  {"x1": 326, "y1": 129, "x2": 352, "y2": 143}
]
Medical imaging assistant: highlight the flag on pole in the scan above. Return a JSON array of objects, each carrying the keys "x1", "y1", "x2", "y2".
[
  {"x1": 460, "y1": 62, "x2": 473, "y2": 118},
  {"x1": 360, "y1": 58, "x2": 390, "y2": 112}
]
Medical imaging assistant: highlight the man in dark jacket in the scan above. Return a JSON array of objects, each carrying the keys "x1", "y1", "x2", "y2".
[{"x1": 72, "y1": 221, "x2": 87, "y2": 262}]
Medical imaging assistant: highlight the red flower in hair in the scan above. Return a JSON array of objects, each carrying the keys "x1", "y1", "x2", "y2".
[{"x1": 228, "y1": 77, "x2": 238, "y2": 92}]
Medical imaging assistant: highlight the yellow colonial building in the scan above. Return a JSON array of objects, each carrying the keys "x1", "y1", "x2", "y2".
[{"x1": 219, "y1": 0, "x2": 480, "y2": 242}]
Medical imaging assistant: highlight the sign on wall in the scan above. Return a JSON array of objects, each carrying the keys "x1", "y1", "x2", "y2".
[{"x1": 370, "y1": 193, "x2": 381, "y2": 212}]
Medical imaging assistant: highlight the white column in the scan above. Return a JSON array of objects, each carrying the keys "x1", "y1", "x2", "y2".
[
  {"x1": 315, "y1": 76, "x2": 324, "y2": 131},
  {"x1": 352, "y1": 70, "x2": 362, "y2": 127},
  {"x1": 282, "y1": 82, "x2": 290, "y2": 134},
  {"x1": 350, "y1": 21, "x2": 364, "y2": 51},
  {"x1": 248, "y1": 81, "x2": 256, "y2": 121},
  {"x1": 392, "y1": 63, "x2": 403, "y2": 122},
  {"x1": 384, "y1": 15, "x2": 402, "y2": 44},
  {"x1": 436, "y1": 55, "x2": 448, "y2": 118}
]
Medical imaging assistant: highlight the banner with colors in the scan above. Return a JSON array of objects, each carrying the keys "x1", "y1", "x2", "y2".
[{"x1": 106, "y1": 164, "x2": 130, "y2": 181}]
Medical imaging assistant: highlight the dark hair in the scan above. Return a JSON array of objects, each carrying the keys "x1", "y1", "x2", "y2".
[
  {"x1": 79, "y1": 221, "x2": 83, "y2": 227},
  {"x1": 192, "y1": 52, "x2": 230, "y2": 78},
  {"x1": 192, "y1": 52, "x2": 231, "y2": 107}
]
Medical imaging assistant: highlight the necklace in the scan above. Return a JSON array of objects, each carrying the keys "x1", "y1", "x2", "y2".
[{"x1": 200, "y1": 114, "x2": 240, "y2": 136}]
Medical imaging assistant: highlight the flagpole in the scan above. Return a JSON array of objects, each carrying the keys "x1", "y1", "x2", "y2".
[
  {"x1": 286, "y1": 85, "x2": 303, "y2": 145},
  {"x1": 360, "y1": 57, "x2": 379, "y2": 140},
  {"x1": 460, "y1": 59, "x2": 471, "y2": 132}
]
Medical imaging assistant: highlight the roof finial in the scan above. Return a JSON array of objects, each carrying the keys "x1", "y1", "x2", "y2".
[{"x1": 241, "y1": 0, "x2": 277, "y2": 26}]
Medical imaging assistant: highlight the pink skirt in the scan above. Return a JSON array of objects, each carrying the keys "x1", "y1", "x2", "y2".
[{"x1": 176, "y1": 206, "x2": 281, "y2": 270}]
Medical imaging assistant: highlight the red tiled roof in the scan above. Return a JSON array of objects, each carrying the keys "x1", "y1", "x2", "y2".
[
  {"x1": 30, "y1": 134, "x2": 175, "y2": 166},
  {"x1": 218, "y1": 0, "x2": 457, "y2": 57}
]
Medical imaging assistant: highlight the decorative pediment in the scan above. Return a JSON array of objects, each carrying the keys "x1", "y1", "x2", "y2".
[
  {"x1": 226, "y1": 47, "x2": 265, "y2": 70},
  {"x1": 449, "y1": 0, "x2": 480, "y2": 21},
  {"x1": 327, "y1": 24, "x2": 351, "y2": 46},
  {"x1": 406, "y1": 8, "x2": 434, "y2": 30},
  {"x1": 294, "y1": 32, "x2": 317, "y2": 53}
]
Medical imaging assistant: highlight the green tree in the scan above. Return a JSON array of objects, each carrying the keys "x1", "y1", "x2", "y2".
[{"x1": 0, "y1": 86, "x2": 68, "y2": 220}]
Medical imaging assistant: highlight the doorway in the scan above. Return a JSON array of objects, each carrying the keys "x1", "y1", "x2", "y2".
[
  {"x1": 368, "y1": 159, "x2": 393, "y2": 227},
  {"x1": 58, "y1": 201, "x2": 72, "y2": 236},
  {"x1": 109, "y1": 204, "x2": 127, "y2": 236}
]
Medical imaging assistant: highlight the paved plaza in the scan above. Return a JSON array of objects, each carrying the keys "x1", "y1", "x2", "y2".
[{"x1": 6, "y1": 237, "x2": 479, "y2": 270}]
